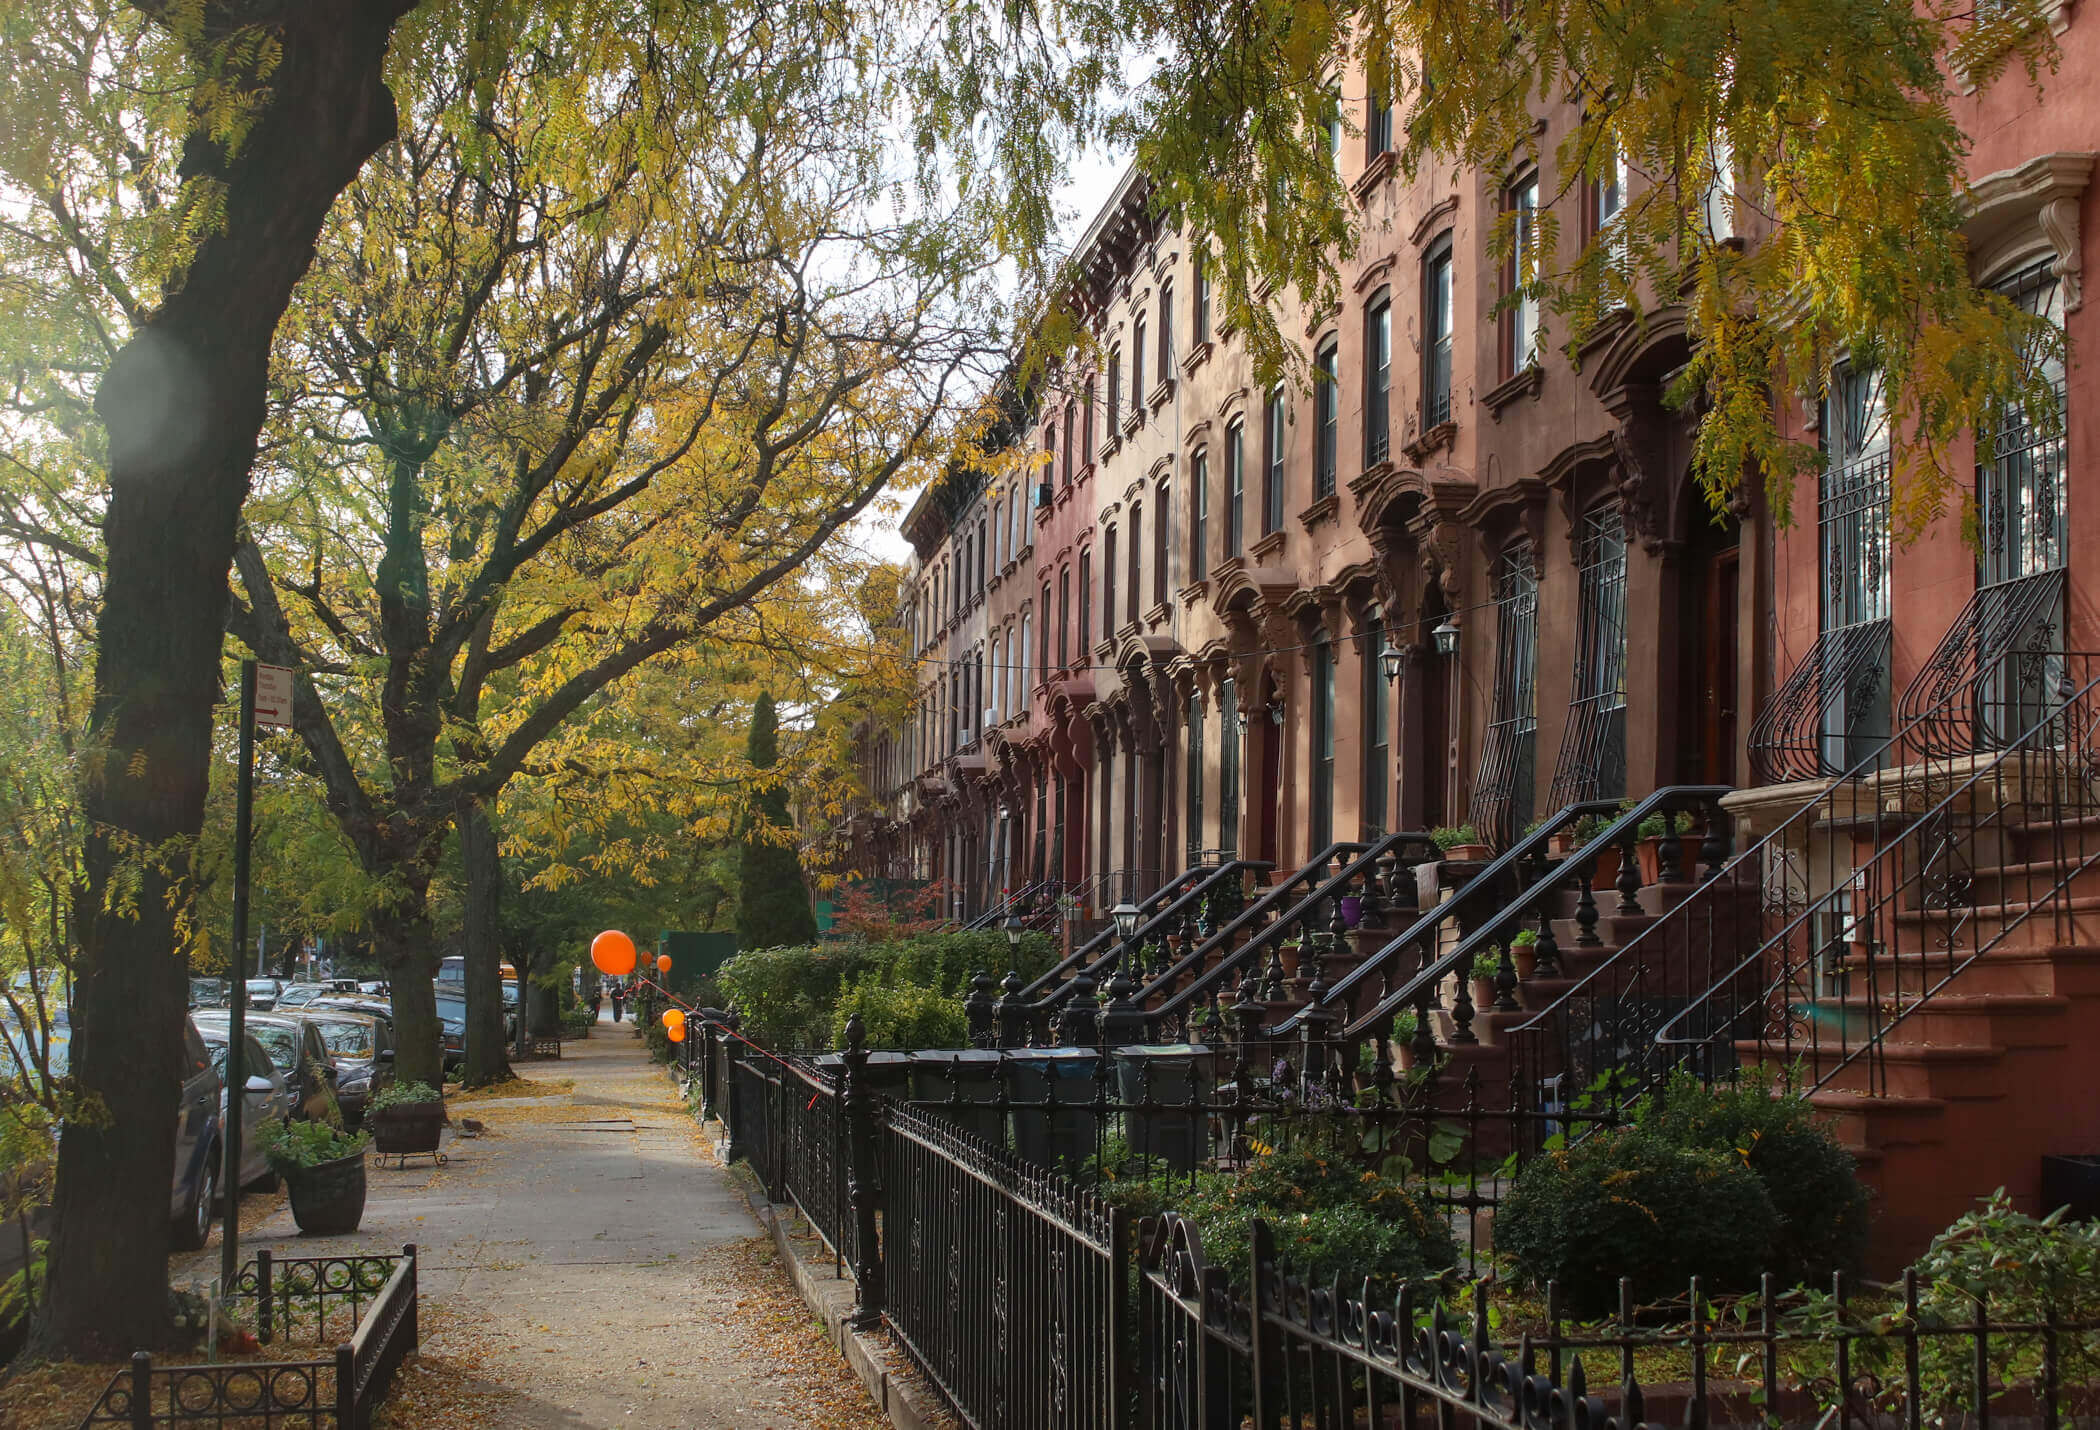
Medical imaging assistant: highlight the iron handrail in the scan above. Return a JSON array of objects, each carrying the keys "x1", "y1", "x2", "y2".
[
  {"x1": 1017, "y1": 858, "x2": 1274, "y2": 1014},
  {"x1": 959, "y1": 876, "x2": 1063, "y2": 931},
  {"x1": 1651, "y1": 655, "x2": 2100, "y2": 1089},
  {"x1": 1141, "y1": 832, "x2": 1440, "y2": 1031},
  {"x1": 1011, "y1": 869, "x2": 1198, "y2": 1004},
  {"x1": 1111, "y1": 840, "x2": 1372, "y2": 1024},
  {"x1": 1326, "y1": 787, "x2": 1732, "y2": 1043}
]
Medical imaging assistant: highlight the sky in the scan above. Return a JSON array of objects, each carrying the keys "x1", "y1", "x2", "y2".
[{"x1": 853, "y1": 142, "x2": 1132, "y2": 569}]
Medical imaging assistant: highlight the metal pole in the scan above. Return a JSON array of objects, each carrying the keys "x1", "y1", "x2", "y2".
[{"x1": 220, "y1": 659, "x2": 256, "y2": 1288}]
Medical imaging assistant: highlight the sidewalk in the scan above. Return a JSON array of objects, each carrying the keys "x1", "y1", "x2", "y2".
[{"x1": 181, "y1": 1015, "x2": 886, "y2": 1429}]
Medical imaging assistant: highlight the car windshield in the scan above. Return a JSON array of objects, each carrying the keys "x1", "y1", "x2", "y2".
[
  {"x1": 312, "y1": 1019, "x2": 374, "y2": 1058},
  {"x1": 249, "y1": 1025, "x2": 298, "y2": 1072},
  {"x1": 433, "y1": 999, "x2": 466, "y2": 1031},
  {"x1": 247, "y1": 979, "x2": 278, "y2": 994},
  {"x1": 277, "y1": 986, "x2": 319, "y2": 1005}
]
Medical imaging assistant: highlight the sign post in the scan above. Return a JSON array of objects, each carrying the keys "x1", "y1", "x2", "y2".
[{"x1": 221, "y1": 661, "x2": 293, "y2": 1287}]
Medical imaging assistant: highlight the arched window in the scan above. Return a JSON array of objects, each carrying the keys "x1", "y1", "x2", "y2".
[
  {"x1": 1190, "y1": 448, "x2": 1210, "y2": 582},
  {"x1": 1314, "y1": 335, "x2": 1339, "y2": 498}
]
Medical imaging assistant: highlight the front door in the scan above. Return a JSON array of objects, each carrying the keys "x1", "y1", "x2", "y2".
[{"x1": 1678, "y1": 512, "x2": 1741, "y2": 786}]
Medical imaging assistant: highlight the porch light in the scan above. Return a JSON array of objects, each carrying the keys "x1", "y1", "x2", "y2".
[
  {"x1": 1431, "y1": 615, "x2": 1461, "y2": 659},
  {"x1": 1378, "y1": 638, "x2": 1405, "y2": 683},
  {"x1": 1111, "y1": 900, "x2": 1141, "y2": 940},
  {"x1": 1003, "y1": 909, "x2": 1026, "y2": 956}
]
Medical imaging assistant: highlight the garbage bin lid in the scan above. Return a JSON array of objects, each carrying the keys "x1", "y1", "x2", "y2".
[
  {"x1": 907, "y1": 1049, "x2": 1005, "y2": 1064},
  {"x1": 1113, "y1": 1043, "x2": 1208, "y2": 1057}
]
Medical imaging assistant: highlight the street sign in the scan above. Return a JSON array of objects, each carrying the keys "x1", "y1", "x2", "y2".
[{"x1": 253, "y1": 663, "x2": 295, "y2": 729}]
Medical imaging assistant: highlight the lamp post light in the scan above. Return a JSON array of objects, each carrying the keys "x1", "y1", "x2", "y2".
[
  {"x1": 1378, "y1": 637, "x2": 1406, "y2": 684},
  {"x1": 1432, "y1": 614, "x2": 1461, "y2": 659}
]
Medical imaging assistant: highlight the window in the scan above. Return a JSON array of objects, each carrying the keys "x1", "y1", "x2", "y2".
[
  {"x1": 977, "y1": 518, "x2": 988, "y2": 591},
  {"x1": 1593, "y1": 149, "x2": 1630, "y2": 277},
  {"x1": 1471, "y1": 544, "x2": 1540, "y2": 844},
  {"x1": 1702, "y1": 133, "x2": 1734, "y2": 242},
  {"x1": 1185, "y1": 690, "x2": 1205, "y2": 859},
  {"x1": 1076, "y1": 556, "x2": 1089, "y2": 660},
  {"x1": 1547, "y1": 509, "x2": 1630, "y2": 808},
  {"x1": 1368, "y1": 91, "x2": 1394, "y2": 158},
  {"x1": 1057, "y1": 570, "x2": 1070, "y2": 666},
  {"x1": 1365, "y1": 295, "x2": 1392, "y2": 467},
  {"x1": 1062, "y1": 406, "x2": 1074, "y2": 484},
  {"x1": 1191, "y1": 448, "x2": 1210, "y2": 582},
  {"x1": 1506, "y1": 172, "x2": 1540, "y2": 373},
  {"x1": 1424, "y1": 239, "x2": 1453, "y2": 428},
  {"x1": 1980, "y1": 263, "x2": 2067, "y2": 587},
  {"x1": 1042, "y1": 581, "x2": 1055, "y2": 670},
  {"x1": 1133, "y1": 313, "x2": 1148, "y2": 407},
  {"x1": 1153, "y1": 479, "x2": 1170, "y2": 607},
  {"x1": 1100, "y1": 531, "x2": 1116, "y2": 640},
  {"x1": 1225, "y1": 423, "x2": 1245, "y2": 559},
  {"x1": 1082, "y1": 380, "x2": 1095, "y2": 466},
  {"x1": 987, "y1": 634, "x2": 1002, "y2": 724},
  {"x1": 1193, "y1": 255, "x2": 1210, "y2": 345},
  {"x1": 1107, "y1": 350, "x2": 1122, "y2": 432},
  {"x1": 1019, "y1": 613, "x2": 1031, "y2": 701},
  {"x1": 1263, "y1": 384, "x2": 1287, "y2": 534},
  {"x1": 1321, "y1": 86, "x2": 1342, "y2": 165},
  {"x1": 1311, "y1": 638, "x2": 1335, "y2": 849},
  {"x1": 1362, "y1": 614, "x2": 1391, "y2": 836},
  {"x1": 1314, "y1": 336, "x2": 1339, "y2": 499},
  {"x1": 1127, "y1": 501, "x2": 1143, "y2": 625},
  {"x1": 1159, "y1": 279, "x2": 1175, "y2": 374},
  {"x1": 1218, "y1": 677, "x2": 1240, "y2": 856},
  {"x1": 1044, "y1": 424, "x2": 1057, "y2": 501}
]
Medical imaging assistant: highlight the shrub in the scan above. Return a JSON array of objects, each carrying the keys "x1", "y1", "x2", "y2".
[
  {"x1": 1430, "y1": 824, "x2": 1482, "y2": 852},
  {"x1": 1099, "y1": 1143, "x2": 1460, "y2": 1293},
  {"x1": 830, "y1": 979, "x2": 967, "y2": 1050},
  {"x1": 719, "y1": 931, "x2": 1060, "y2": 1049},
  {"x1": 1636, "y1": 1073, "x2": 1869, "y2": 1285},
  {"x1": 1495, "y1": 1127, "x2": 1778, "y2": 1316},
  {"x1": 258, "y1": 1118, "x2": 371, "y2": 1172}
]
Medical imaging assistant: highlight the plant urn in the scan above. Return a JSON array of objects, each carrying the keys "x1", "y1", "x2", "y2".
[
  {"x1": 1547, "y1": 831, "x2": 1577, "y2": 858},
  {"x1": 371, "y1": 1099, "x2": 447, "y2": 1161},
  {"x1": 1638, "y1": 836, "x2": 1668, "y2": 885},
  {"x1": 1588, "y1": 843, "x2": 1622, "y2": 893},
  {"x1": 1469, "y1": 978, "x2": 1499, "y2": 1016},
  {"x1": 287, "y1": 1149, "x2": 367, "y2": 1236},
  {"x1": 1449, "y1": 843, "x2": 1492, "y2": 862},
  {"x1": 1512, "y1": 944, "x2": 1537, "y2": 981}
]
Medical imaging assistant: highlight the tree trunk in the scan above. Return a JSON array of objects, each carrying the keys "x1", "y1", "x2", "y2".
[
  {"x1": 458, "y1": 797, "x2": 512, "y2": 1087},
  {"x1": 528, "y1": 945, "x2": 561, "y2": 1037},
  {"x1": 377, "y1": 905, "x2": 444, "y2": 1089},
  {"x1": 40, "y1": 3, "x2": 411, "y2": 1357}
]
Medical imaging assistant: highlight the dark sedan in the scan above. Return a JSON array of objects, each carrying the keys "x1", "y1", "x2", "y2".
[{"x1": 301, "y1": 1010, "x2": 391, "y2": 1127}]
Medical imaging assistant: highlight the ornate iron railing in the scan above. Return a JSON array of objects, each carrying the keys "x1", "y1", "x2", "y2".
[
  {"x1": 883, "y1": 1101, "x2": 1129, "y2": 1430},
  {"x1": 1895, "y1": 568, "x2": 2066, "y2": 759},
  {"x1": 78, "y1": 1248, "x2": 417, "y2": 1430},
  {"x1": 1748, "y1": 616, "x2": 1893, "y2": 783}
]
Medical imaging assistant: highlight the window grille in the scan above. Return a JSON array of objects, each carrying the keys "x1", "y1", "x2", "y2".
[
  {"x1": 1470, "y1": 546, "x2": 1540, "y2": 846},
  {"x1": 1547, "y1": 509, "x2": 1629, "y2": 809}
]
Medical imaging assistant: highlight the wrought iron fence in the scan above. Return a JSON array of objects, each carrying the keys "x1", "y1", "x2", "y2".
[{"x1": 78, "y1": 1247, "x2": 417, "y2": 1430}]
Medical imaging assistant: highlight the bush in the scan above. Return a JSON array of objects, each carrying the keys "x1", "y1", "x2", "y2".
[
  {"x1": 719, "y1": 930, "x2": 1061, "y2": 1049},
  {"x1": 1636, "y1": 1073, "x2": 1869, "y2": 1286},
  {"x1": 831, "y1": 979, "x2": 967, "y2": 1050},
  {"x1": 1099, "y1": 1143, "x2": 1460, "y2": 1293},
  {"x1": 1495, "y1": 1128, "x2": 1778, "y2": 1316}
]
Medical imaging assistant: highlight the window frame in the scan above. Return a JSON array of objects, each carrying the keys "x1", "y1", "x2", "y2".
[
  {"x1": 1313, "y1": 335, "x2": 1340, "y2": 499},
  {"x1": 1423, "y1": 237, "x2": 1454, "y2": 430},
  {"x1": 1190, "y1": 446, "x2": 1210, "y2": 582},
  {"x1": 1364, "y1": 292, "x2": 1392, "y2": 468},
  {"x1": 1504, "y1": 171, "x2": 1541, "y2": 376}
]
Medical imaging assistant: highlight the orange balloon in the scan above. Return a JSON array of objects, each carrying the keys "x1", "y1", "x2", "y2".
[
  {"x1": 590, "y1": 929, "x2": 637, "y2": 977},
  {"x1": 667, "y1": 1023, "x2": 687, "y2": 1043},
  {"x1": 656, "y1": 954, "x2": 672, "y2": 973},
  {"x1": 660, "y1": 1007, "x2": 685, "y2": 1031}
]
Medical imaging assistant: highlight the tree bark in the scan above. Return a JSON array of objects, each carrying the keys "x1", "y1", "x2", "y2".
[
  {"x1": 377, "y1": 903, "x2": 444, "y2": 1089},
  {"x1": 42, "y1": 1, "x2": 412, "y2": 1357},
  {"x1": 458, "y1": 796, "x2": 512, "y2": 1087}
]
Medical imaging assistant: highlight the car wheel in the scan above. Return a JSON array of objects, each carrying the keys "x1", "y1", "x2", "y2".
[{"x1": 173, "y1": 1150, "x2": 216, "y2": 1251}]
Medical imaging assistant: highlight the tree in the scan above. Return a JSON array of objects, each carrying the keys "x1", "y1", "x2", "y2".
[{"x1": 736, "y1": 693, "x2": 817, "y2": 951}]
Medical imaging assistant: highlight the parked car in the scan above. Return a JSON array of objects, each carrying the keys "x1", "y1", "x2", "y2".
[
  {"x1": 301, "y1": 1010, "x2": 391, "y2": 1128},
  {"x1": 193, "y1": 1010, "x2": 339, "y2": 1123},
  {"x1": 193, "y1": 1024, "x2": 297, "y2": 1190},
  {"x1": 273, "y1": 982, "x2": 328, "y2": 1010},
  {"x1": 433, "y1": 991, "x2": 469, "y2": 1068},
  {"x1": 357, "y1": 979, "x2": 389, "y2": 996},
  {"x1": 245, "y1": 977, "x2": 284, "y2": 1009},
  {"x1": 188, "y1": 977, "x2": 228, "y2": 1009},
  {"x1": 169, "y1": 1016, "x2": 226, "y2": 1251}
]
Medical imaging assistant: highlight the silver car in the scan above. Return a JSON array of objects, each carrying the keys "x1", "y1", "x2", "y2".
[{"x1": 195, "y1": 1026, "x2": 297, "y2": 1190}]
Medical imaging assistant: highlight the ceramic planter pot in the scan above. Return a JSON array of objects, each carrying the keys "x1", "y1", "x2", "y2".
[
  {"x1": 1469, "y1": 977, "x2": 1499, "y2": 1012},
  {"x1": 1447, "y1": 844, "x2": 1492, "y2": 862},
  {"x1": 286, "y1": 1150, "x2": 366, "y2": 1236},
  {"x1": 1588, "y1": 844, "x2": 1623, "y2": 892}
]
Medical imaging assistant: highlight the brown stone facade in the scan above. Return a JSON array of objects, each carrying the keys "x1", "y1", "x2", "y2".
[{"x1": 857, "y1": 38, "x2": 2097, "y2": 923}]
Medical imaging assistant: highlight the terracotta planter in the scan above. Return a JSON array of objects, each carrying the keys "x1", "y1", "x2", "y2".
[
  {"x1": 370, "y1": 1100, "x2": 447, "y2": 1167},
  {"x1": 1447, "y1": 844, "x2": 1493, "y2": 862},
  {"x1": 286, "y1": 1150, "x2": 367, "y2": 1236},
  {"x1": 1512, "y1": 942, "x2": 1538, "y2": 980},
  {"x1": 1639, "y1": 835, "x2": 1683, "y2": 885},
  {"x1": 1278, "y1": 944, "x2": 1304, "y2": 981},
  {"x1": 1588, "y1": 844, "x2": 1622, "y2": 892},
  {"x1": 1469, "y1": 977, "x2": 1500, "y2": 1012},
  {"x1": 1547, "y1": 832, "x2": 1578, "y2": 858}
]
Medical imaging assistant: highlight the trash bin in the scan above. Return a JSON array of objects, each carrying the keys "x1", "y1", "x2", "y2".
[
  {"x1": 1116, "y1": 1044, "x2": 1212, "y2": 1173},
  {"x1": 812, "y1": 1050, "x2": 913, "y2": 1101},
  {"x1": 908, "y1": 1050, "x2": 1010, "y2": 1149},
  {"x1": 1005, "y1": 1048, "x2": 1102, "y2": 1173},
  {"x1": 2041, "y1": 1154, "x2": 2100, "y2": 1221}
]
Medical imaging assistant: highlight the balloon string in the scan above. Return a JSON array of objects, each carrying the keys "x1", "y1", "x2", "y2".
[{"x1": 625, "y1": 972, "x2": 821, "y2": 1083}]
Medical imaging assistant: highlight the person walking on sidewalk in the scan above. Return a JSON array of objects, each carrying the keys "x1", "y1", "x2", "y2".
[
  {"x1": 609, "y1": 981, "x2": 626, "y2": 1023},
  {"x1": 589, "y1": 983, "x2": 604, "y2": 1023}
]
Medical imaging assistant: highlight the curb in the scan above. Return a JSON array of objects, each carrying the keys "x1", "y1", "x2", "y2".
[{"x1": 718, "y1": 1140, "x2": 947, "y2": 1430}]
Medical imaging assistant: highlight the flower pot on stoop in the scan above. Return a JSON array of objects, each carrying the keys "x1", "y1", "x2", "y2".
[{"x1": 286, "y1": 1150, "x2": 368, "y2": 1236}]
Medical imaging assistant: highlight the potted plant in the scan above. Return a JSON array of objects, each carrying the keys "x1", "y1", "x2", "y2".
[
  {"x1": 1390, "y1": 1008, "x2": 1421, "y2": 1069},
  {"x1": 1277, "y1": 934, "x2": 1305, "y2": 982},
  {"x1": 1509, "y1": 928, "x2": 1540, "y2": 979},
  {"x1": 1430, "y1": 824, "x2": 1491, "y2": 862},
  {"x1": 259, "y1": 1119, "x2": 371, "y2": 1236},
  {"x1": 1468, "y1": 950, "x2": 1505, "y2": 1012},
  {"x1": 1637, "y1": 811, "x2": 1692, "y2": 884},
  {"x1": 367, "y1": 1080, "x2": 447, "y2": 1167}
]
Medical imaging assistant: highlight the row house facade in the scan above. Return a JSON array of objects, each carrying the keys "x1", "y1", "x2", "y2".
[{"x1": 863, "y1": 35, "x2": 2096, "y2": 928}]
